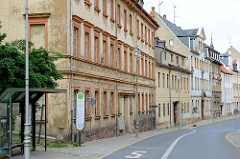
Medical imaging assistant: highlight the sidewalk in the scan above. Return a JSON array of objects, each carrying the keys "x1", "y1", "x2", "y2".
[{"x1": 13, "y1": 116, "x2": 237, "y2": 159}]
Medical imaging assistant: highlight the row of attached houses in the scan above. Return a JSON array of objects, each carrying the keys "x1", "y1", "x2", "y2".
[{"x1": 0, "y1": 0, "x2": 239, "y2": 142}]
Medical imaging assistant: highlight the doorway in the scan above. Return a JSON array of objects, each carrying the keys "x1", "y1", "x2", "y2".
[
  {"x1": 201, "y1": 100, "x2": 204, "y2": 120},
  {"x1": 173, "y1": 102, "x2": 178, "y2": 126}
]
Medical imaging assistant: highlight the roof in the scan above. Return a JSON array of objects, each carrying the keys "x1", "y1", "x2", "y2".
[
  {"x1": 157, "y1": 13, "x2": 198, "y2": 37},
  {"x1": 221, "y1": 66, "x2": 232, "y2": 75},
  {"x1": 220, "y1": 53, "x2": 231, "y2": 57},
  {"x1": 0, "y1": 88, "x2": 66, "y2": 103}
]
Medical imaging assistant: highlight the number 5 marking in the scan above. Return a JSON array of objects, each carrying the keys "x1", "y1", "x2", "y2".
[{"x1": 125, "y1": 151, "x2": 147, "y2": 158}]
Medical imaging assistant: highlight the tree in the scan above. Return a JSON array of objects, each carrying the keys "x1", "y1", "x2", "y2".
[{"x1": 0, "y1": 27, "x2": 63, "y2": 93}]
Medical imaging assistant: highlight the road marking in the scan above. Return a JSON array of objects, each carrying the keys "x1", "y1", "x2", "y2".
[
  {"x1": 160, "y1": 129, "x2": 197, "y2": 159},
  {"x1": 125, "y1": 151, "x2": 147, "y2": 158}
]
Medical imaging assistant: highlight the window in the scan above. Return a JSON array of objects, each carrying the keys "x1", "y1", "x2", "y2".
[
  {"x1": 85, "y1": 32, "x2": 89, "y2": 60},
  {"x1": 145, "y1": 26, "x2": 147, "y2": 43},
  {"x1": 117, "y1": 48, "x2": 120, "y2": 69},
  {"x1": 145, "y1": 59, "x2": 147, "y2": 77},
  {"x1": 103, "y1": 91, "x2": 108, "y2": 116},
  {"x1": 110, "y1": 0, "x2": 114, "y2": 19},
  {"x1": 152, "y1": 32, "x2": 154, "y2": 47},
  {"x1": 172, "y1": 75, "x2": 174, "y2": 89},
  {"x1": 130, "y1": 14, "x2": 133, "y2": 34},
  {"x1": 168, "y1": 103, "x2": 169, "y2": 115},
  {"x1": 182, "y1": 58, "x2": 184, "y2": 66},
  {"x1": 138, "y1": 94, "x2": 140, "y2": 111},
  {"x1": 94, "y1": 36, "x2": 99, "y2": 63},
  {"x1": 117, "y1": 4, "x2": 121, "y2": 25},
  {"x1": 85, "y1": 89, "x2": 91, "y2": 117},
  {"x1": 130, "y1": 51, "x2": 133, "y2": 73},
  {"x1": 137, "y1": 20, "x2": 139, "y2": 37},
  {"x1": 148, "y1": 29, "x2": 150, "y2": 46},
  {"x1": 158, "y1": 72, "x2": 160, "y2": 88},
  {"x1": 158, "y1": 104, "x2": 161, "y2": 116},
  {"x1": 95, "y1": 90, "x2": 100, "y2": 116},
  {"x1": 163, "y1": 103, "x2": 165, "y2": 116},
  {"x1": 170, "y1": 54, "x2": 173, "y2": 62},
  {"x1": 124, "y1": 50, "x2": 128, "y2": 72},
  {"x1": 146, "y1": 94, "x2": 148, "y2": 111},
  {"x1": 110, "y1": 92, "x2": 115, "y2": 114},
  {"x1": 176, "y1": 56, "x2": 179, "y2": 65},
  {"x1": 103, "y1": 40, "x2": 107, "y2": 65},
  {"x1": 124, "y1": 10, "x2": 127, "y2": 31},
  {"x1": 169, "y1": 39, "x2": 174, "y2": 46},
  {"x1": 103, "y1": 0, "x2": 107, "y2": 14},
  {"x1": 74, "y1": 90, "x2": 78, "y2": 119},
  {"x1": 110, "y1": 37, "x2": 115, "y2": 67},
  {"x1": 94, "y1": 0, "x2": 100, "y2": 11},
  {"x1": 73, "y1": 27, "x2": 78, "y2": 57},
  {"x1": 142, "y1": 93, "x2": 144, "y2": 112},
  {"x1": 141, "y1": 56, "x2": 144, "y2": 76},
  {"x1": 162, "y1": 73, "x2": 165, "y2": 88},
  {"x1": 167, "y1": 74, "x2": 169, "y2": 88},
  {"x1": 164, "y1": 52, "x2": 167, "y2": 60},
  {"x1": 141, "y1": 23, "x2": 143, "y2": 41}
]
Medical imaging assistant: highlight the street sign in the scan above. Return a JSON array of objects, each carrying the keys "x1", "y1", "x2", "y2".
[{"x1": 76, "y1": 92, "x2": 85, "y2": 131}]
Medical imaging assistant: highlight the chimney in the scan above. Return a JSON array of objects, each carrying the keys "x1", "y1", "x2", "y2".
[
  {"x1": 163, "y1": 14, "x2": 166, "y2": 19},
  {"x1": 150, "y1": 7, "x2": 156, "y2": 20},
  {"x1": 136, "y1": 0, "x2": 144, "y2": 8}
]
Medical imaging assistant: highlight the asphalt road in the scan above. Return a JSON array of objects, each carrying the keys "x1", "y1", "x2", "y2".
[{"x1": 103, "y1": 118, "x2": 240, "y2": 159}]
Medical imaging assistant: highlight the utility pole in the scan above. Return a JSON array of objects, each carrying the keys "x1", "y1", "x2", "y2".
[{"x1": 24, "y1": 0, "x2": 30, "y2": 158}]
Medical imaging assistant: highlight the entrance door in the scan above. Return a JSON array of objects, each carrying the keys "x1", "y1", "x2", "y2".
[
  {"x1": 174, "y1": 102, "x2": 178, "y2": 126},
  {"x1": 201, "y1": 100, "x2": 204, "y2": 120}
]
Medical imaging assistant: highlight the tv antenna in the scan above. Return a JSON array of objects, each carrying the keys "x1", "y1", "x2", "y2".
[
  {"x1": 173, "y1": 5, "x2": 177, "y2": 24},
  {"x1": 158, "y1": 0, "x2": 164, "y2": 15}
]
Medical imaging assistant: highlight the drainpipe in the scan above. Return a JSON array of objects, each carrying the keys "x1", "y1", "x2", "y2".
[
  {"x1": 115, "y1": 0, "x2": 119, "y2": 137},
  {"x1": 169, "y1": 67, "x2": 172, "y2": 127},
  {"x1": 70, "y1": 0, "x2": 74, "y2": 141}
]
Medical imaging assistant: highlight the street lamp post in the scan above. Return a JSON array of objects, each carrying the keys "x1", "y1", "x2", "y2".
[
  {"x1": 24, "y1": 0, "x2": 31, "y2": 158},
  {"x1": 135, "y1": 46, "x2": 141, "y2": 138}
]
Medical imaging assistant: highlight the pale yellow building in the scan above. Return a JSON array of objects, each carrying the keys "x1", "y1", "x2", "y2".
[
  {"x1": 226, "y1": 46, "x2": 240, "y2": 111},
  {"x1": 0, "y1": 0, "x2": 158, "y2": 141},
  {"x1": 150, "y1": 8, "x2": 191, "y2": 128}
]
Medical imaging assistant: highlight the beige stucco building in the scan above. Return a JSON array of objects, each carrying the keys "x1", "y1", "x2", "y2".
[
  {"x1": 150, "y1": 8, "x2": 191, "y2": 128},
  {"x1": 225, "y1": 46, "x2": 240, "y2": 112},
  {"x1": 0, "y1": 0, "x2": 158, "y2": 141}
]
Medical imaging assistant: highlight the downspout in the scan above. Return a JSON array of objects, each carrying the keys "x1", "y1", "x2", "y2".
[
  {"x1": 70, "y1": 0, "x2": 74, "y2": 141},
  {"x1": 169, "y1": 67, "x2": 172, "y2": 127},
  {"x1": 115, "y1": 0, "x2": 119, "y2": 137}
]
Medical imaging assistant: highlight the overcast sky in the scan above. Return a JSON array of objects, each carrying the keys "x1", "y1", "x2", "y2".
[{"x1": 143, "y1": 0, "x2": 240, "y2": 53}]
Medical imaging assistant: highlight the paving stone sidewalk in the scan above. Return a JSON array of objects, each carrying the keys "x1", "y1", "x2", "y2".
[{"x1": 13, "y1": 116, "x2": 237, "y2": 159}]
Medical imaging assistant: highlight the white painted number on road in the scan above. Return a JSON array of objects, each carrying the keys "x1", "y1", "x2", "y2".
[{"x1": 125, "y1": 151, "x2": 147, "y2": 158}]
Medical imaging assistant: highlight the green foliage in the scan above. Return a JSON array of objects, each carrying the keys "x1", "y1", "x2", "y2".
[
  {"x1": 0, "y1": 26, "x2": 6, "y2": 44},
  {"x1": 0, "y1": 33, "x2": 63, "y2": 93}
]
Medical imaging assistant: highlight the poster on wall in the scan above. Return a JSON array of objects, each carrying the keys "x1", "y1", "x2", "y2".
[{"x1": 76, "y1": 92, "x2": 85, "y2": 131}]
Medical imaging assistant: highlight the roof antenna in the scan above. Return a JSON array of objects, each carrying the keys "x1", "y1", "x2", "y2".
[
  {"x1": 228, "y1": 38, "x2": 232, "y2": 47},
  {"x1": 173, "y1": 5, "x2": 177, "y2": 24},
  {"x1": 158, "y1": 0, "x2": 163, "y2": 15}
]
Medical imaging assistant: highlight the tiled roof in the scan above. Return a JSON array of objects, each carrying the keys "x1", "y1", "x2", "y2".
[{"x1": 221, "y1": 66, "x2": 232, "y2": 74}]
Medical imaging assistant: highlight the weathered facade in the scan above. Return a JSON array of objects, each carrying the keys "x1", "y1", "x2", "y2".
[
  {"x1": 150, "y1": 8, "x2": 191, "y2": 128},
  {"x1": 0, "y1": 0, "x2": 158, "y2": 141}
]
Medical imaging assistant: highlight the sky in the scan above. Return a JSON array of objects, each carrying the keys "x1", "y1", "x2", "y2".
[{"x1": 143, "y1": 0, "x2": 240, "y2": 53}]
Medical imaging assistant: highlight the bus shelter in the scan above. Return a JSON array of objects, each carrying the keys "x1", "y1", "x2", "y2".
[{"x1": 0, "y1": 88, "x2": 66, "y2": 158}]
